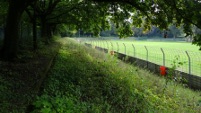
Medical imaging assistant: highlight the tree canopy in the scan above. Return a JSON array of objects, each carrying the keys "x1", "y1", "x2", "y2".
[{"x1": 1, "y1": 0, "x2": 201, "y2": 60}]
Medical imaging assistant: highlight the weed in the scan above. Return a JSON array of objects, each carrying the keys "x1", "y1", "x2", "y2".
[{"x1": 163, "y1": 55, "x2": 187, "y2": 94}]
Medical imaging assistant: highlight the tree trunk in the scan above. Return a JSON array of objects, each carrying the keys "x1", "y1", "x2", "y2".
[
  {"x1": 41, "y1": 17, "x2": 49, "y2": 44},
  {"x1": 33, "y1": 15, "x2": 37, "y2": 50},
  {"x1": 32, "y1": 6, "x2": 38, "y2": 51},
  {"x1": 1, "y1": 1, "x2": 24, "y2": 60},
  {"x1": 47, "y1": 24, "x2": 53, "y2": 39}
]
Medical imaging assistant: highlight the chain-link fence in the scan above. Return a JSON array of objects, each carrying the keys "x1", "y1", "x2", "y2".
[{"x1": 81, "y1": 39, "x2": 201, "y2": 77}]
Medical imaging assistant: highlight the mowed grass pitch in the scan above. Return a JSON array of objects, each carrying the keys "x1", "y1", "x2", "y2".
[{"x1": 86, "y1": 40, "x2": 201, "y2": 76}]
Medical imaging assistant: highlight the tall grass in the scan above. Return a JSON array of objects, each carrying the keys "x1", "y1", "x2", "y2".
[{"x1": 32, "y1": 38, "x2": 201, "y2": 113}]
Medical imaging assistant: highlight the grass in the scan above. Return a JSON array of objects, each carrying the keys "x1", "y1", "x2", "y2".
[
  {"x1": 31, "y1": 38, "x2": 201, "y2": 113},
  {"x1": 84, "y1": 39, "x2": 201, "y2": 76}
]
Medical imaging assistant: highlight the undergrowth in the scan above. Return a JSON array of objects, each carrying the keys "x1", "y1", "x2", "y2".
[
  {"x1": 32, "y1": 38, "x2": 201, "y2": 113},
  {"x1": 0, "y1": 36, "x2": 61, "y2": 113}
]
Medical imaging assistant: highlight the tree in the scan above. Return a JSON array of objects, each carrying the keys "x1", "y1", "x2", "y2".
[
  {"x1": 168, "y1": 25, "x2": 182, "y2": 38},
  {"x1": 25, "y1": 1, "x2": 38, "y2": 50},
  {"x1": 1, "y1": 0, "x2": 110, "y2": 60},
  {"x1": 93, "y1": 0, "x2": 201, "y2": 47},
  {"x1": 0, "y1": 1, "x2": 7, "y2": 41},
  {"x1": 1, "y1": 0, "x2": 35, "y2": 60},
  {"x1": 0, "y1": 1, "x2": 7, "y2": 26},
  {"x1": 26, "y1": 0, "x2": 62, "y2": 44},
  {"x1": 2, "y1": 0, "x2": 201, "y2": 60}
]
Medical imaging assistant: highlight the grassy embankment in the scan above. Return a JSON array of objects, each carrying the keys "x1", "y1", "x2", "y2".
[{"x1": 32, "y1": 38, "x2": 201, "y2": 113}]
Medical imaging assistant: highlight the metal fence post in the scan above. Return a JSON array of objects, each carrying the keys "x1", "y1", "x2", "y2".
[
  {"x1": 89, "y1": 40, "x2": 92, "y2": 48},
  {"x1": 99, "y1": 40, "x2": 101, "y2": 47},
  {"x1": 145, "y1": 46, "x2": 148, "y2": 68},
  {"x1": 144, "y1": 46, "x2": 148, "y2": 61},
  {"x1": 106, "y1": 41, "x2": 109, "y2": 50},
  {"x1": 123, "y1": 43, "x2": 126, "y2": 54},
  {"x1": 103, "y1": 41, "x2": 105, "y2": 49},
  {"x1": 186, "y1": 51, "x2": 191, "y2": 74},
  {"x1": 99, "y1": 41, "x2": 101, "y2": 48},
  {"x1": 92, "y1": 40, "x2": 94, "y2": 46},
  {"x1": 161, "y1": 48, "x2": 165, "y2": 66},
  {"x1": 102, "y1": 41, "x2": 105, "y2": 52},
  {"x1": 96, "y1": 41, "x2": 98, "y2": 47},
  {"x1": 132, "y1": 44, "x2": 135, "y2": 57},
  {"x1": 116, "y1": 42, "x2": 119, "y2": 52},
  {"x1": 79, "y1": 40, "x2": 81, "y2": 50},
  {"x1": 110, "y1": 42, "x2": 113, "y2": 51}
]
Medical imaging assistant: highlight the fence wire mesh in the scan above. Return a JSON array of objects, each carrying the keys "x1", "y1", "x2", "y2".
[{"x1": 82, "y1": 39, "x2": 201, "y2": 77}]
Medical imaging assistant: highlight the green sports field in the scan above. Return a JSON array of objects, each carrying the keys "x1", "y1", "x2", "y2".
[{"x1": 84, "y1": 39, "x2": 201, "y2": 76}]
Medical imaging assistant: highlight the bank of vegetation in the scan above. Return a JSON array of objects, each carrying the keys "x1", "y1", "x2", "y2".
[{"x1": 31, "y1": 38, "x2": 201, "y2": 113}]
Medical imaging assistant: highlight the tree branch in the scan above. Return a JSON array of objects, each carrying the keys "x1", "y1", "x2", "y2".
[
  {"x1": 166, "y1": 0, "x2": 200, "y2": 28},
  {"x1": 46, "y1": 2, "x2": 83, "y2": 21}
]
